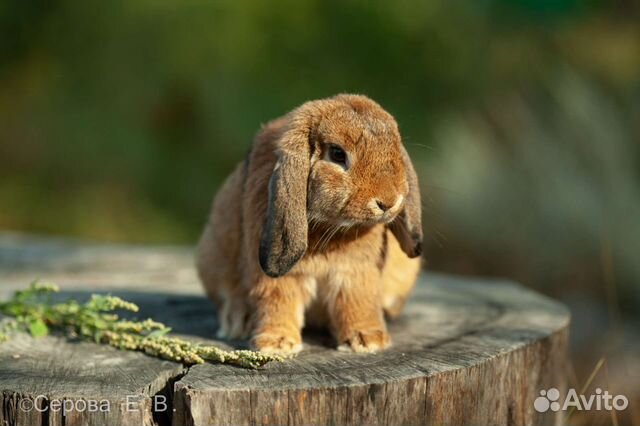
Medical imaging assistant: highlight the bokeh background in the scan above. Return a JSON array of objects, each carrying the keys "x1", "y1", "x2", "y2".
[{"x1": 1, "y1": 1, "x2": 638, "y2": 423}]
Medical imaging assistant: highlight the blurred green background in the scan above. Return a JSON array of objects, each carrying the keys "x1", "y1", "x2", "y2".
[{"x1": 1, "y1": 1, "x2": 639, "y2": 423}]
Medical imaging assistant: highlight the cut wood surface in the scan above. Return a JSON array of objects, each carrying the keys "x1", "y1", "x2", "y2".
[{"x1": 0, "y1": 233, "x2": 570, "y2": 426}]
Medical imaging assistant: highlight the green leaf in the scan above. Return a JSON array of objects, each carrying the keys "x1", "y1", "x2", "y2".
[
  {"x1": 29, "y1": 319, "x2": 49, "y2": 338},
  {"x1": 147, "y1": 328, "x2": 171, "y2": 339}
]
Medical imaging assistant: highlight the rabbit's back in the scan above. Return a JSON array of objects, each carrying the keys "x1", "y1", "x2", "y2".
[{"x1": 197, "y1": 161, "x2": 246, "y2": 304}]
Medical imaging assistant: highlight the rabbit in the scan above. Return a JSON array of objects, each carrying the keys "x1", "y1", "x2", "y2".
[{"x1": 197, "y1": 94, "x2": 422, "y2": 355}]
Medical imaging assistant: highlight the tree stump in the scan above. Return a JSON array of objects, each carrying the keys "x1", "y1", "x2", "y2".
[{"x1": 0, "y1": 233, "x2": 570, "y2": 426}]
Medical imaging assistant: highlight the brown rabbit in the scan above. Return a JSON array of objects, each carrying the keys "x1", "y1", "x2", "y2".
[{"x1": 197, "y1": 94, "x2": 422, "y2": 355}]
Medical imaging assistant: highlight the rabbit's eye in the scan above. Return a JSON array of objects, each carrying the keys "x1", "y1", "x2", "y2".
[{"x1": 327, "y1": 144, "x2": 348, "y2": 168}]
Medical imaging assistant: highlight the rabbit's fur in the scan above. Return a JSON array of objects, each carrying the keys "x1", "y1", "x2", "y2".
[{"x1": 197, "y1": 94, "x2": 422, "y2": 354}]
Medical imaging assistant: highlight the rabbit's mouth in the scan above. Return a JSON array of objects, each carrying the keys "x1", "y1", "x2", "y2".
[
  {"x1": 326, "y1": 211, "x2": 401, "y2": 229},
  {"x1": 308, "y1": 193, "x2": 404, "y2": 230}
]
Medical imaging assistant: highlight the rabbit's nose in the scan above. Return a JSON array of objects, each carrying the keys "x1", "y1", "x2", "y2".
[
  {"x1": 371, "y1": 195, "x2": 403, "y2": 215},
  {"x1": 375, "y1": 200, "x2": 390, "y2": 212}
]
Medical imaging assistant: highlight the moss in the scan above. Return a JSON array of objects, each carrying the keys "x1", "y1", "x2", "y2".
[{"x1": 0, "y1": 281, "x2": 281, "y2": 369}]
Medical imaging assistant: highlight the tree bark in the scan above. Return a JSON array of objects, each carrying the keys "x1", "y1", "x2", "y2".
[{"x1": 0, "y1": 233, "x2": 569, "y2": 426}]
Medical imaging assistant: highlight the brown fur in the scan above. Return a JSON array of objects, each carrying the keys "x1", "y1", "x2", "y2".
[{"x1": 197, "y1": 94, "x2": 422, "y2": 354}]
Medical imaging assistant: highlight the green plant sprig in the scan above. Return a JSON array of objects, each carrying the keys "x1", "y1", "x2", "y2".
[{"x1": 0, "y1": 282, "x2": 282, "y2": 369}]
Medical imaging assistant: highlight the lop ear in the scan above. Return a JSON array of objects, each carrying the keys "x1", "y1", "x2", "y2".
[
  {"x1": 259, "y1": 117, "x2": 312, "y2": 277},
  {"x1": 389, "y1": 145, "x2": 423, "y2": 258}
]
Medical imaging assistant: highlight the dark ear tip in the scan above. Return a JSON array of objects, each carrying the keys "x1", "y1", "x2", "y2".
[
  {"x1": 258, "y1": 251, "x2": 285, "y2": 278},
  {"x1": 409, "y1": 241, "x2": 423, "y2": 258},
  {"x1": 261, "y1": 266, "x2": 283, "y2": 278},
  {"x1": 258, "y1": 244, "x2": 307, "y2": 278}
]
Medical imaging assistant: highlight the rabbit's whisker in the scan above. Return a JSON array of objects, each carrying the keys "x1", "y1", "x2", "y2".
[
  {"x1": 313, "y1": 224, "x2": 335, "y2": 252},
  {"x1": 319, "y1": 225, "x2": 339, "y2": 252},
  {"x1": 322, "y1": 225, "x2": 343, "y2": 251}
]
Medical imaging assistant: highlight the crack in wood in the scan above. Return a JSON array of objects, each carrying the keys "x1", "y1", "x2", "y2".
[{"x1": 0, "y1": 235, "x2": 570, "y2": 426}]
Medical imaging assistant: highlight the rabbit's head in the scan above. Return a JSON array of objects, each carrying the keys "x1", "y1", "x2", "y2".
[{"x1": 259, "y1": 94, "x2": 422, "y2": 277}]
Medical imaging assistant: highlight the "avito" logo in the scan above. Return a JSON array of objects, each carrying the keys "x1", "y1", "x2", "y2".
[{"x1": 534, "y1": 388, "x2": 628, "y2": 413}]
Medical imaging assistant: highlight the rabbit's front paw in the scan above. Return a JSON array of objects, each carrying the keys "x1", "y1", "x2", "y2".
[
  {"x1": 251, "y1": 332, "x2": 303, "y2": 356},
  {"x1": 337, "y1": 329, "x2": 391, "y2": 353}
]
